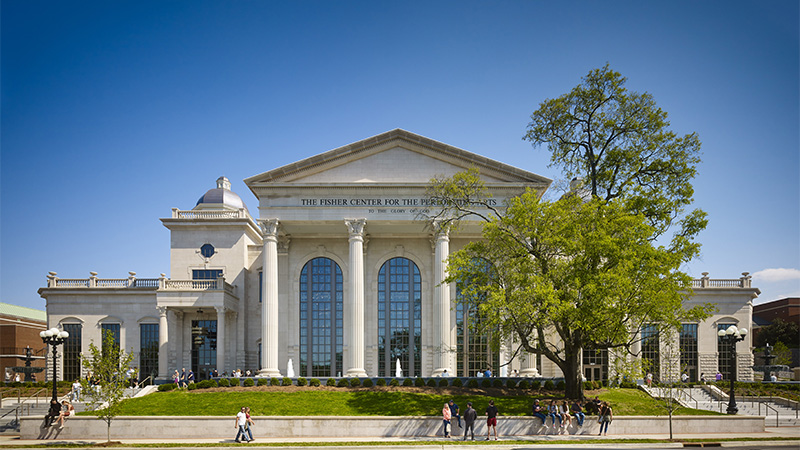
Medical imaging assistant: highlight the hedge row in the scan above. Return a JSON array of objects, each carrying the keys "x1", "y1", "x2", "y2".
[{"x1": 155, "y1": 377, "x2": 574, "y2": 391}]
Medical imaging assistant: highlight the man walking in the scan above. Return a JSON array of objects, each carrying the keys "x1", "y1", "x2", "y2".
[
  {"x1": 485, "y1": 400, "x2": 499, "y2": 440},
  {"x1": 462, "y1": 402, "x2": 477, "y2": 441},
  {"x1": 234, "y1": 407, "x2": 250, "y2": 443}
]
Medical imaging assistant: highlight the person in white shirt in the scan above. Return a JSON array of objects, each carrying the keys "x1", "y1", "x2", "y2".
[{"x1": 234, "y1": 407, "x2": 250, "y2": 443}]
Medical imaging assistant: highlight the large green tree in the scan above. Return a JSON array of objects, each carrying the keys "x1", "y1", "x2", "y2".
[{"x1": 427, "y1": 66, "x2": 712, "y2": 399}]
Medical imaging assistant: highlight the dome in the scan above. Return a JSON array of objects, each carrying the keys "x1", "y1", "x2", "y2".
[{"x1": 194, "y1": 176, "x2": 248, "y2": 211}]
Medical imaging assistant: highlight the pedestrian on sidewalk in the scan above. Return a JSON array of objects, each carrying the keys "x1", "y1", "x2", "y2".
[
  {"x1": 442, "y1": 402, "x2": 452, "y2": 438},
  {"x1": 485, "y1": 400, "x2": 498, "y2": 440},
  {"x1": 245, "y1": 407, "x2": 255, "y2": 442},
  {"x1": 598, "y1": 401, "x2": 613, "y2": 436},
  {"x1": 462, "y1": 402, "x2": 477, "y2": 441},
  {"x1": 234, "y1": 407, "x2": 251, "y2": 443}
]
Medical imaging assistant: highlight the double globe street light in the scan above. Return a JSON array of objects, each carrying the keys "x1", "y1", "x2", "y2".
[
  {"x1": 717, "y1": 325, "x2": 747, "y2": 415},
  {"x1": 40, "y1": 327, "x2": 70, "y2": 405}
]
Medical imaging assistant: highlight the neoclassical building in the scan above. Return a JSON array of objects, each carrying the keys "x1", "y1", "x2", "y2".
[{"x1": 39, "y1": 129, "x2": 760, "y2": 383}]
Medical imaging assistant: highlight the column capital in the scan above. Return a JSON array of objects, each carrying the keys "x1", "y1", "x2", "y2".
[
  {"x1": 344, "y1": 218, "x2": 367, "y2": 238},
  {"x1": 156, "y1": 306, "x2": 168, "y2": 317},
  {"x1": 431, "y1": 219, "x2": 450, "y2": 239},
  {"x1": 258, "y1": 219, "x2": 280, "y2": 238},
  {"x1": 214, "y1": 305, "x2": 227, "y2": 315}
]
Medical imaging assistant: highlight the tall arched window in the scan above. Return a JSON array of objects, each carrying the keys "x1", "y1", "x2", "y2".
[
  {"x1": 299, "y1": 257, "x2": 343, "y2": 377},
  {"x1": 378, "y1": 257, "x2": 421, "y2": 377},
  {"x1": 455, "y1": 258, "x2": 499, "y2": 377}
]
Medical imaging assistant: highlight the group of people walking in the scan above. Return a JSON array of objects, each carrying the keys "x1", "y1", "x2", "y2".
[{"x1": 234, "y1": 406, "x2": 256, "y2": 443}]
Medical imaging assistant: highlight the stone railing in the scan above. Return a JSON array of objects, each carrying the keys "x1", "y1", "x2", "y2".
[
  {"x1": 171, "y1": 208, "x2": 251, "y2": 220},
  {"x1": 45, "y1": 272, "x2": 234, "y2": 294},
  {"x1": 692, "y1": 272, "x2": 753, "y2": 289}
]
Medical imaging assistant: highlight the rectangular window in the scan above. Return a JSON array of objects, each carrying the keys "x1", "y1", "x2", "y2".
[
  {"x1": 192, "y1": 269, "x2": 223, "y2": 280},
  {"x1": 680, "y1": 324, "x2": 699, "y2": 382},
  {"x1": 582, "y1": 348, "x2": 608, "y2": 382},
  {"x1": 641, "y1": 324, "x2": 660, "y2": 381},
  {"x1": 139, "y1": 324, "x2": 159, "y2": 386},
  {"x1": 191, "y1": 319, "x2": 217, "y2": 380},
  {"x1": 62, "y1": 324, "x2": 82, "y2": 382},
  {"x1": 717, "y1": 323, "x2": 735, "y2": 380},
  {"x1": 101, "y1": 323, "x2": 120, "y2": 356}
]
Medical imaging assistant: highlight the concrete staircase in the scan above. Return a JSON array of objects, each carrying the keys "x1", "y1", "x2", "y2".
[{"x1": 642, "y1": 385, "x2": 800, "y2": 427}]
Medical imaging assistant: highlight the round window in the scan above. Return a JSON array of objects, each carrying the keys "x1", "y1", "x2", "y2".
[{"x1": 200, "y1": 244, "x2": 215, "y2": 258}]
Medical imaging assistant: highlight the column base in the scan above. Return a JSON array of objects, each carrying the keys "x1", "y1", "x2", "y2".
[
  {"x1": 431, "y1": 368, "x2": 452, "y2": 377},
  {"x1": 257, "y1": 368, "x2": 283, "y2": 378},
  {"x1": 345, "y1": 368, "x2": 368, "y2": 377},
  {"x1": 519, "y1": 368, "x2": 540, "y2": 377}
]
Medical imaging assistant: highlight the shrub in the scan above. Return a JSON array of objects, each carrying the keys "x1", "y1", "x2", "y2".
[
  {"x1": 187, "y1": 383, "x2": 198, "y2": 390},
  {"x1": 349, "y1": 378, "x2": 361, "y2": 387},
  {"x1": 556, "y1": 380, "x2": 565, "y2": 390},
  {"x1": 427, "y1": 378, "x2": 437, "y2": 387},
  {"x1": 518, "y1": 379, "x2": 530, "y2": 389},
  {"x1": 217, "y1": 378, "x2": 230, "y2": 387},
  {"x1": 493, "y1": 378, "x2": 504, "y2": 388},
  {"x1": 591, "y1": 380, "x2": 599, "y2": 390},
  {"x1": 270, "y1": 377, "x2": 280, "y2": 386},
  {"x1": 197, "y1": 379, "x2": 217, "y2": 389},
  {"x1": 439, "y1": 378, "x2": 450, "y2": 387},
  {"x1": 309, "y1": 378, "x2": 321, "y2": 387},
  {"x1": 544, "y1": 380, "x2": 555, "y2": 390},
  {"x1": 229, "y1": 378, "x2": 240, "y2": 387},
  {"x1": 531, "y1": 380, "x2": 541, "y2": 389},
  {"x1": 402, "y1": 378, "x2": 413, "y2": 386},
  {"x1": 389, "y1": 378, "x2": 400, "y2": 386},
  {"x1": 257, "y1": 378, "x2": 270, "y2": 386},
  {"x1": 415, "y1": 377, "x2": 426, "y2": 387},
  {"x1": 243, "y1": 378, "x2": 255, "y2": 387},
  {"x1": 481, "y1": 379, "x2": 492, "y2": 388},
  {"x1": 583, "y1": 381, "x2": 593, "y2": 391},
  {"x1": 297, "y1": 377, "x2": 307, "y2": 386},
  {"x1": 282, "y1": 377, "x2": 293, "y2": 386},
  {"x1": 451, "y1": 378, "x2": 463, "y2": 387},
  {"x1": 362, "y1": 378, "x2": 374, "y2": 387},
  {"x1": 376, "y1": 378, "x2": 386, "y2": 386},
  {"x1": 506, "y1": 379, "x2": 517, "y2": 388},
  {"x1": 158, "y1": 383, "x2": 177, "y2": 392},
  {"x1": 467, "y1": 379, "x2": 479, "y2": 388},
  {"x1": 326, "y1": 378, "x2": 337, "y2": 386},
  {"x1": 337, "y1": 378, "x2": 349, "y2": 387}
]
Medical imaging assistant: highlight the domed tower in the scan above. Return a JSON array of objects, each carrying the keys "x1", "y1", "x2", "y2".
[{"x1": 194, "y1": 176, "x2": 249, "y2": 212}]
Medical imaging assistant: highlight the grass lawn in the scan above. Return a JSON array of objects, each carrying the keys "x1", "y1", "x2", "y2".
[{"x1": 98, "y1": 387, "x2": 720, "y2": 417}]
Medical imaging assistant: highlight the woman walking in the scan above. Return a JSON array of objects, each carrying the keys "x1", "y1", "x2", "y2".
[
  {"x1": 442, "y1": 403, "x2": 452, "y2": 438},
  {"x1": 598, "y1": 401, "x2": 613, "y2": 436},
  {"x1": 245, "y1": 407, "x2": 255, "y2": 441}
]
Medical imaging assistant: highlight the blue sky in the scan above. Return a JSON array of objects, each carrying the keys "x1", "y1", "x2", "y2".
[{"x1": 2, "y1": 0, "x2": 798, "y2": 310}]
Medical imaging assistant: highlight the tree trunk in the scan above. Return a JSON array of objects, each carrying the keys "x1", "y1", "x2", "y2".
[{"x1": 563, "y1": 347, "x2": 584, "y2": 400}]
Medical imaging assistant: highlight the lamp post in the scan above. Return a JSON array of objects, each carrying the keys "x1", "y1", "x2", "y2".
[
  {"x1": 40, "y1": 327, "x2": 69, "y2": 404},
  {"x1": 717, "y1": 325, "x2": 747, "y2": 415}
]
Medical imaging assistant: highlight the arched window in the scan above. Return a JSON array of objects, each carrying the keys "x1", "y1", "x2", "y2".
[
  {"x1": 378, "y1": 257, "x2": 421, "y2": 377},
  {"x1": 455, "y1": 258, "x2": 499, "y2": 377},
  {"x1": 299, "y1": 257, "x2": 343, "y2": 377}
]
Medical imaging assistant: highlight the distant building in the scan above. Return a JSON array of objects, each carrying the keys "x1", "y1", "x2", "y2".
[
  {"x1": 38, "y1": 130, "x2": 760, "y2": 383},
  {"x1": 0, "y1": 303, "x2": 47, "y2": 381},
  {"x1": 752, "y1": 297, "x2": 799, "y2": 367}
]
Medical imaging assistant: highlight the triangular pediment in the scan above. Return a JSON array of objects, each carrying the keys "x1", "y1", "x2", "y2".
[{"x1": 245, "y1": 129, "x2": 550, "y2": 188}]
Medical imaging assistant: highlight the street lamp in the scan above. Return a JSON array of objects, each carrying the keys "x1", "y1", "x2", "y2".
[
  {"x1": 717, "y1": 325, "x2": 747, "y2": 415},
  {"x1": 40, "y1": 327, "x2": 69, "y2": 404}
]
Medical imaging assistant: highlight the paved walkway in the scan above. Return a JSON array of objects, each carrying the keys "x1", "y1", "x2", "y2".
[{"x1": 0, "y1": 427, "x2": 798, "y2": 447}]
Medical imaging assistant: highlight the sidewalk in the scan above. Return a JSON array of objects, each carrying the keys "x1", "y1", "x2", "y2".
[{"x1": 0, "y1": 427, "x2": 798, "y2": 447}]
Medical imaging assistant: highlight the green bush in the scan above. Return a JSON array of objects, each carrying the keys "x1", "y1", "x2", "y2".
[
  {"x1": 349, "y1": 378, "x2": 362, "y2": 387},
  {"x1": 389, "y1": 378, "x2": 399, "y2": 386},
  {"x1": 531, "y1": 380, "x2": 541, "y2": 389},
  {"x1": 257, "y1": 378, "x2": 269, "y2": 386},
  {"x1": 518, "y1": 379, "x2": 530, "y2": 389},
  {"x1": 506, "y1": 379, "x2": 517, "y2": 388},
  {"x1": 196, "y1": 379, "x2": 217, "y2": 389},
  {"x1": 297, "y1": 377, "x2": 307, "y2": 386},
  {"x1": 187, "y1": 383, "x2": 198, "y2": 390},
  {"x1": 229, "y1": 378, "x2": 240, "y2": 387},
  {"x1": 481, "y1": 378, "x2": 492, "y2": 388},
  {"x1": 451, "y1": 378, "x2": 463, "y2": 387},
  {"x1": 402, "y1": 378, "x2": 413, "y2": 386},
  {"x1": 427, "y1": 378, "x2": 437, "y2": 387},
  {"x1": 583, "y1": 380, "x2": 593, "y2": 390},
  {"x1": 467, "y1": 379, "x2": 479, "y2": 388},
  {"x1": 270, "y1": 377, "x2": 280, "y2": 386},
  {"x1": 439, "y1": 378, "x2": 450, "y2": 387},
  {"x1": 326, "y1": 378, "x2": 337, "y2": 386},
  {"x1": 376, "y1": 378, "x2": 386, "y2": 386},
  {"x1": 217, "y1": 378, "x2": 230, "y2": 387},
  {"x1": 337, "y1": 378, "x2": 349, "y2": 387},
  {"x1": 591, "y1": 380, "x2": 599, "y2": 390},
  {"x1": 158, "y1": 383, "x2": 177, "y2": 392},
  {"x1": 493, "y1": 378, "x2": 504, "y2": 388},
  {"x1": 309, "y1": 378, "x2": 321, "y2": 387},
  {"x1": 243, "y1": 378, "x2": 255, "y2": 387},
  {"x1": 556, "y1": 380, "x2": 565, "y2": 390},
  {"x1": 544, "y1": 380, "x2": 555, "y2": 390},
  {"x1": 282, "y1": 377, "x2": 292, "y2": 386},
  {"x1": 362, "y1": 378, "x2": 373, "y2": 387},
  {"x1": 414, "y1": 377, "x2": 425, "y2": 387}
]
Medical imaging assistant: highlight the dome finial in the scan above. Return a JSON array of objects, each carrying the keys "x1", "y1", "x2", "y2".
[{"x1": 216, "y1": 176, "x2": 231, "y2": 190}]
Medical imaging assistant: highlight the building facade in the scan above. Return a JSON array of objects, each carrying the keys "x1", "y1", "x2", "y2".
[
  {"x1": 1, "y1": 303, "x2": 47, "y2": 381},
  {"x1": 38, "y1": 130, "x2": 760, "y2": 383}
]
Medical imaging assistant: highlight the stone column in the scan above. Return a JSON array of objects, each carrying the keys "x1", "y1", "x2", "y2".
[
  {"x1": 215, "y1": 306, "x2": 226, "y2": 375},
  {"x1": 344, "y1": 218, "x2": 368, "y2": 377},
  {"x1": 519, "y1": 351, "x2": 540, "y2": 377},
  {"x1": 173, "y1": 310, "x2": 184, "y2": 371},
  {"x1": 431, "y1": 221, "x2": 452, "y2": 377},
  {"x1": 157, "y1": 306, "x2": 169, "y2": 380},
  {"x1": 258, "y1": 219, "x2": 282, "y2": 377}
]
